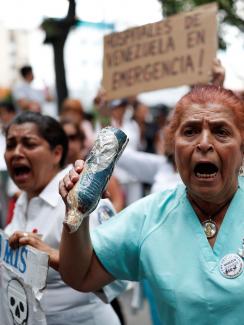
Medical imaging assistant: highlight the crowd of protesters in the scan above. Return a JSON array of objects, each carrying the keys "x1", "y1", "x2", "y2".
[
  {"x1": 0, "y1": 58, "x2": 243, "y2": 325},
  {"x1": 0, "y1": 64, "x2": 174, "y2": 325}
]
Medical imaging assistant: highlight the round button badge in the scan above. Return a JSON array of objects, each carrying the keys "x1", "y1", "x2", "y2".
[
  {"x1": 219, "y1": 253, "x2": 244, "y2": 279},
  {"x1": 97, "y1": 204, "x2": 115, "y2": 224}
]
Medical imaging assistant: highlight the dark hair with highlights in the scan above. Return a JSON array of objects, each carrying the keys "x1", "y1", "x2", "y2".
[
  {"x1": 5, "y1": 112, "x2": 68, "y2": 168},
  {"x1": 164, "y1": 85, "x2": 244, "y2": 156}
]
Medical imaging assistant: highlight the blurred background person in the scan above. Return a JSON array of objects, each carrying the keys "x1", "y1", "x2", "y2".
[
  {"x1": 61, "y1": 119, "x2": 125, "y2": 212},
  {"x1": 132, "y1": 100, "x2": 158, "y2": 154},
  {"x1": 103, "y1": 98, "x2": 144, "y2": 206},
  {"x1": 0, "y1": 101, "x2": 17, "y2": 174},
  {"x1": 12, "y1": 65, "x2": 52, "y2": 113},
  {"x1": 109, "y1": 98, "x2": 141, "y2": 151},
  {"x1": 0, "y1": 101, "x2": 19, "y2": 228},
  {"x1": 153, "y1": 103, "x2": 171, "y2": 155},
  {"x1": 0, "y1": 101, "x2": 17, "y2": 127},
  {"x1": 60, "y1": 98, "x2": 95, "y2": 157},
  {"x1": 61, "y1": 118, "x2": 86, "y2": 164}
]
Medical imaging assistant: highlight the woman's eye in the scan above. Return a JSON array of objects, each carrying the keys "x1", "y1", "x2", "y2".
[
  {"x1": 25, "y1": 142, "x2": 37, "y2": 149},
  {"x1": 215, "y1": 128, "x2": 229, "y2": 137},
  {"x1": 6, "y1": 142, "x2": 15, "y2": 150},
  {"x1": 183, "y1": 128, "x2": 196, "y2": 136}
]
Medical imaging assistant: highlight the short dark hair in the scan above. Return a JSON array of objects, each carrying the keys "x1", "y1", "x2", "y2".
[
  {"x1": 20, "y1": 65, "x2": 32, "y2": 78},
  {"x1": 0, "y1": 101, "x2": 16, "y2": 114},
  {"x1": 5, "y1": 112, "x2": 68, "y2": 168}
]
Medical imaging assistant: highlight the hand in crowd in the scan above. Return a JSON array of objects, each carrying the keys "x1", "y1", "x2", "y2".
[
  {"x1": 93, "y1": 88, "x2": 111, "y2": 126},
  {"x1": 93, "y1": 87, "x2": 107, "y2": 107},
  {"x1": 210, "y1": 58, "x2": 225, "y2": 87},
  {"x1": 8, "y1": 231, "x2": 59, "y2": 271}
]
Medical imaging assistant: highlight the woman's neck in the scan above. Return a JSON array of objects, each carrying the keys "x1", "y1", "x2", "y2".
[
  {"x1": 27, "y1": 169, "x2": 60, "y2": 201},
  {"x1": 186, "y1": 188, "x2": 237, "y2": 217}
]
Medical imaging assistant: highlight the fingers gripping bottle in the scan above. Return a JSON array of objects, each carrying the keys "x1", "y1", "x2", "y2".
[{"x1": 64, "y1": 126, "x2": 128, "y2": 233}]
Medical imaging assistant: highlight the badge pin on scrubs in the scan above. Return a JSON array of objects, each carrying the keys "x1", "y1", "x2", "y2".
[{"x1": 219, "y1": 253, "x2": 244, "y2": 279}]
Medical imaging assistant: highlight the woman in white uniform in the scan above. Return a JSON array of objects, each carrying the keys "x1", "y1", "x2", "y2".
[{"x1": 4, "y1": 112, "x2": 122, "y2": 325}]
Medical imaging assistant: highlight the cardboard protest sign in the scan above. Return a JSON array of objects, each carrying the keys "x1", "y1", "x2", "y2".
[
  {"x1": 0, "y1": 230, "x2": 49, "y2": 325},
  {"x1": 103, "y1": 3, "x2": 218, "y2": 100}
]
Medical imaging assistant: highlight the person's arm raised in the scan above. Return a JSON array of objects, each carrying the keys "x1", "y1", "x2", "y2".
[{"x1": 59, "y1": 160, "x2": 114, "y2": 292}]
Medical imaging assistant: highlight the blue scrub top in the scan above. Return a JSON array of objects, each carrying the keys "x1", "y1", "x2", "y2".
[{"x1": 91, "y1": 178, "x2": 244, "y2": 325}]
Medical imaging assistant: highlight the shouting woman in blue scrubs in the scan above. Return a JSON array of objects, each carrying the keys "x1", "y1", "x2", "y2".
[{"x1": 15, "y1": 85, "x2": 244, "y2": 324}]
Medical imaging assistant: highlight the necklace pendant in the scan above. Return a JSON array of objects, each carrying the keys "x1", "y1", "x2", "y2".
[{"x1": 202, "y1": 219, "x2": 217, "y2": 238}]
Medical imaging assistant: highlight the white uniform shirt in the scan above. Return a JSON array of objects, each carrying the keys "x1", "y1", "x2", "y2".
[
  {"x1": 113, "y1": 120, "x2": 144, "y2": 205},
  {"x1": 117, "y1": 148, "x2": 182, "y2": 192},
  {"x1": 4, "y1": 168, "x2": 122, "y2": 325},
  {"x1": 12, "y1": 80, "x2": 45, "y2": 112}
]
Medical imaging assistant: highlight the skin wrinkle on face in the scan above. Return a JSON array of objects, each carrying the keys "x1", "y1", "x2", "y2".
[
  {"x1": 4, "y1": 122, "x2": 62, "y2": 200},
  {"x1": 164, "y1": 86, "x2": 244, "y2": 159},
  {"x1": 177, "y1": 104, "x2": 239, "y2": 133},
  {"x1": 174, "y1": 103, "x2": 243, "y2": 208}
]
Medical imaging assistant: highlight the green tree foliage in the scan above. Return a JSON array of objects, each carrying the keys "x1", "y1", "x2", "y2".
[{"x1": 158, "y1": 0, "x2": 244, "y2": 49}]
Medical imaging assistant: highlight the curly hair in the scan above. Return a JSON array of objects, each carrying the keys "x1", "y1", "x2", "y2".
[{"x1": 164, "y1": 85, "x2": 244, "y2": 156}]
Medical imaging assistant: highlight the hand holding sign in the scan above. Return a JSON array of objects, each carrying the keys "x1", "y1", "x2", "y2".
[
  {"x1": 0, "y1": 230, "x2": 48, "y2": 325},
  {"x1": 211, "y1": 58, "x2": 225, "y2": 87},
  {"x1": 8, "y1": 230, "x2": 59, "y2": 271}
]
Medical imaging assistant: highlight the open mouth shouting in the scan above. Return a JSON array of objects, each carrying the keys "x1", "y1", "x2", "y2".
[
  {"x1": 12, "y1": 164, "x2": 31, "y2": 184},
  {"x1": 194, "y1": 162, "x2": 219, "y2": 179}
]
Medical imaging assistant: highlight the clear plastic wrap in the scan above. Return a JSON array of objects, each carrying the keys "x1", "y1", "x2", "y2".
[{"x1": 65, "y1": 126, "x2": 128, "y2": 233}]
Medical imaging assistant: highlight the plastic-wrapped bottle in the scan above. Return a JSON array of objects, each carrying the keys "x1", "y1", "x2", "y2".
[{"x1": 65, "y1": 126, "x2": 128, "y2": 233}]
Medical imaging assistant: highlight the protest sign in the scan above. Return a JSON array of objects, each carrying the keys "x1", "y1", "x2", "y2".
[
  {"x1": 0, "y1": 230, "x2": 49, "y2": 324},
  {"x1": 103, "y1": 3, "x2": 218, "y2": 100}
]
